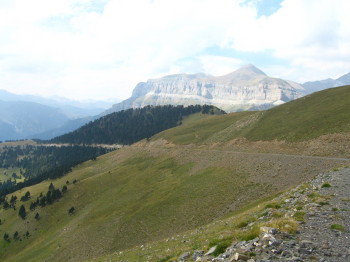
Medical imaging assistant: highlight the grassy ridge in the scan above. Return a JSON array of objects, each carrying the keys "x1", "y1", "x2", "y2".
[
  {"x1": 154, "y1": 85, "x2": 350, "y2": 144},
  {"x1": 245, "y1": 85, "x2": 350, "y2": 141}
]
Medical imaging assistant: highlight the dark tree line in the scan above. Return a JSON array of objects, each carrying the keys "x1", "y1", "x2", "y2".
[
  {"x1": 49, "y1": 105, "x2": 225, "y2": 145},
  {"x1": 0, "y1": 145, "x2": 112, "y2": 197},
  {"x1": 29, "y1": 183, "x2": 65, "y2": 211}
]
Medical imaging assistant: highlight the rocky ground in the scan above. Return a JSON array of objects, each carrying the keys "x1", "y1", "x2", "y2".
[{"x1": 176, "y1": 167, "x2": 350, "y2": 262}]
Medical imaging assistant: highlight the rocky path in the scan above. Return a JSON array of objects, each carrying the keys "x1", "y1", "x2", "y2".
[
  {"x1": 178, "y1": 167, "x2": 350, "y2": 262},
  {"x1": 296, "y1": 167, "x2": 350, "y2": 261}
]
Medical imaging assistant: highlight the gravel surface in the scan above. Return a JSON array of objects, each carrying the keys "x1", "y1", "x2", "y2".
[{"x1": 296, "y1": 167, "x2": 350, "y2": 261}]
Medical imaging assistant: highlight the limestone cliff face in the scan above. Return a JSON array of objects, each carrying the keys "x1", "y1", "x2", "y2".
[{"x1": 105, "y1": 65, "x2": 306, "y2": 114}]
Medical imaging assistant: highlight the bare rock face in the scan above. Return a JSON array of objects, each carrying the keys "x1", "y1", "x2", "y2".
[{"x1": 105, "y1": 65, "x2": 306, "y2": 114}]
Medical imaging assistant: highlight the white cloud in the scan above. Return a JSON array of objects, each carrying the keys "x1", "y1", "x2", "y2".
[{"x1": 0, "y1": 0, "x2": 349, "y2": 100}]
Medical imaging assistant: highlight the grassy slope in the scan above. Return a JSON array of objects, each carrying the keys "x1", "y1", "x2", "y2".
[
  {"x1": 245, "y1": 85, "x2": 350, "y2": 141},
  {"x1": 0, "y1": 167, "x2": 24, "y2": 183},
  {"x1": 154, "y1": 85, "x2": 350, "y2": 144},
  {"x1": 0, "y1": 147, "x2": 269, "y2": 262},
  {"x1": 153, "y1": 111, "x2": 257, "y2": 145}
]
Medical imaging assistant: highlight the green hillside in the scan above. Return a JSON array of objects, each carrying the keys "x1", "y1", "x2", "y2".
[
  {"x1": 154, "y1": 85, "x2": 350, "y2": 144},
  {"x1": 245, "y1": 85, "x2": 350, "y2": 141}
]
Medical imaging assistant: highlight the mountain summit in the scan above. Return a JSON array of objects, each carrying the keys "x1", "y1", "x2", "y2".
[
  {"x1": 224, "y1": 64, "x2": 267, "y2": 79},
  {"x1": 105, "y1": 65, "x2": 305, "y2": 114}
]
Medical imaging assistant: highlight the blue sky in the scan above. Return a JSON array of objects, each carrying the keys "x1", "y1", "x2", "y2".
[{"x1": 0, "y1": 0, "x2": 349, "y2": 100}]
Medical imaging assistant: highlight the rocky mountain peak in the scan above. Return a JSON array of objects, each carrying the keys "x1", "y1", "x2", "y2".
[
  {"x1": 216, "y1": 64, "x2": 267, "y2": 84},
  {"x1": 105, "y1": 64, "x2": 306, "y2": 114},
  {"x1": 237, "y1": 64, "x2": 267, "y2": 75}
]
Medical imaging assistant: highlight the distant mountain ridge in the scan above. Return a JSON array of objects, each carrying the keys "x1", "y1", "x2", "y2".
[
  {"x1": 104, "y1": 64, "x2": 306, "y2": 114},
  {"x1": 0, "y1": 89, "x2": 119, "y2": 118},
  {"x1": 0, "y1": 90, "x2": 120, "y2": 141},
  {"x1": 0, "y1": 100, "x2": 69, "y2": 141},
  {"x1": 302, "y1": 72, "x2": 350, "y2": 93}
]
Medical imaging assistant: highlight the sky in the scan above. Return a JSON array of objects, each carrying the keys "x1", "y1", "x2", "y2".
[{"x1": 0, "y1": 0, "x2": 349, "y2": 101}]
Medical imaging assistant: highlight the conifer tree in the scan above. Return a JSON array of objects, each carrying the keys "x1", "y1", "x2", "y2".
[
  {"x1": 3, "y1": 232, "x2": 10, "y2": 242},
  {"x1": 49, "y1": 183, "x2": 55, "y2": 191},
  {"x1": 18, "y1": 205, "x2": 26, "y2": 220},
  {"x1": 13, "y1": 231, "x2": 19, "y2": 240},
  {"x1": 68, "y1": 207, "x2": 75, "y2": 215}
]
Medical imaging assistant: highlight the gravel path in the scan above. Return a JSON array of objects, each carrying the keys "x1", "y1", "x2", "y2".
[{"x1": 296, "y1": 167, "x2": 350, "y2": 261}]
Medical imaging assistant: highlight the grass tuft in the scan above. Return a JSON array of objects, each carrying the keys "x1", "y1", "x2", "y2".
[
  {"x1": 330, "y1": 224, "x2": 344, "y2": 231},
  {"x1": 157, "y1": 255, "x2": 173, "y2": 262},
  {"x1": 321, "y1": 183, "x2": 332, "y2": 188},
  {"x1": 209, "y1": 236, "x2": 233, "y2": 257},
  {"x1": 266, "y1": 219, "x2": 298, "y2": 234},
  {"x1": 265, "y1": 202, "x2": 282, "y2": 209},
  {"x1": 237, "y1": 226, "x2": 260, "y2": 241},
  {"x1": 293, "y1": 211, "x2": 306, "y2": 222}
]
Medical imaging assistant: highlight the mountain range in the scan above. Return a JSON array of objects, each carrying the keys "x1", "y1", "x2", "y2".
[
  {"x1": 0, "y1": 101, "x2": 70, "y2": 141},
  {"x1": 1, "y1": 64, "x2": 350, "y2": 141},
  {"x1": 105, "y1": 64, "x2": 306, "y2": 114},
  {"x1": 0, "y1": 91, "x2": 119, "y2": 141},
  {"x1": 302, "y1": 72, "x2": 350, "y2": 93},
  {"x1": 0, "y1": 89, "x2": 119, "y2": 119}
]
